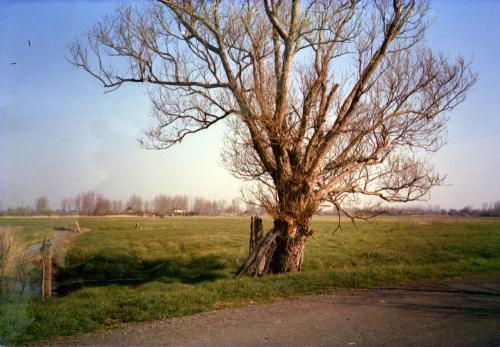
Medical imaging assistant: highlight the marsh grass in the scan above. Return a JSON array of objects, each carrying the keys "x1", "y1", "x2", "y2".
[
  {"x1": 0, "y1": 227, "x2": 32, "y2": 295},
  {"x1": 0, "y1": 215, "x2": 499, "y2": 345}
]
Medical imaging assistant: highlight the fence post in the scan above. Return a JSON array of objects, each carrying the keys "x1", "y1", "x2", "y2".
[
  {"x1": 249, "y1": 216, "x2": 263, "y2": 253},
  {"x1": 74, "y1": 221, "x2": 81, "y2": 234},
  {"x1": 40, "y1": 239, "x2": 52, "y2": 298},
  {"x1": 249, "y1": 217, "x2": 254, "y2": 254}
]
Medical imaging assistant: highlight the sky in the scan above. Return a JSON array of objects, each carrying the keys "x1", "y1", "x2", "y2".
[{"x1": 0, "y1": 0, "x2": 499, "y2": 210}]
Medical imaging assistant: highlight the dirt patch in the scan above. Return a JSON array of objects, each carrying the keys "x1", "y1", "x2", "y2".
[{"x1": 43, "y1": 274, "x2": 500, "y2": 346}]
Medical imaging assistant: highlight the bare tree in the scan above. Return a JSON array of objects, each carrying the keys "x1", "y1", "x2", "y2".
[
  {"x1": 61, "y1": 197, "x2": 74, "y2": 215},
  {"x1": 227, "y1": 198, "x2": 242, "y2": 215},
  {"x1": 192, "y1": 197, "x2": 209, "y2": 215},
  {"x1": 143, "y1": 200, "x2": 151, "y2": 213},
  {"x1": 80, "y1": 191, "x2": 96, "y2": 216},
  {"x1": 94, "y1": 194, "x2": 112, "y2": 215},
  {"x1": 72, "y1": 0, "x2": 476, "y2": 275},
  {"x1": 127, "y1": 194, "x2": 144, "y2": 214},
  {"x1": 153, "y1": 194, "x2": 172, "y2": 216},
  {"x1": 111, "y1": 199, "x2": 124, "y2": 214},
  {"x1": 191, "y1": 197, "x2": 228, "y2": 215},
  {"x1": 151, "y1": 194, "x2": 189, "y2": 215},
  {"x1": 74, "y1": 194, "x2": 82, "y2": 215},
  {"x1": 35, "y1": 196, "x2": 50, "y2": 215},
  {"x1": 172, "y1": 195, "x2": 189, "y2": 211}
]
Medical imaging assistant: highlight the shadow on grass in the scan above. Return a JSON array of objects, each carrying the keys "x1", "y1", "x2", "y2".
[{"x1": 55, "y1": 250, "x2": 228, "y2": 295}]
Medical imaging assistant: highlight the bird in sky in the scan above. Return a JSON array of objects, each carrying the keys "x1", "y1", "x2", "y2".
[{"x1": 28, "y1": 40, "x2": 31, "y2": 47}]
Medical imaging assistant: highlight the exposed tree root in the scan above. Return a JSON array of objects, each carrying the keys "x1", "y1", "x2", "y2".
[
  {"x1": 237, "y1": 229, "x2": 278, "y2": 276},
  {"x1": 237, "y1": 225, "x2": 307, "y2": 276}
]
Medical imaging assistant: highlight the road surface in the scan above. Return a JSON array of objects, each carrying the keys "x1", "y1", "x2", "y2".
[{"x1": 44, "y1": 274, "x2": 500, "y2": 346}]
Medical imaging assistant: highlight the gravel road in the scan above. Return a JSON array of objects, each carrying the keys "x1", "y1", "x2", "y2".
[{"x1": 44, "y1": 274, "x2": 500, "y2": 346}]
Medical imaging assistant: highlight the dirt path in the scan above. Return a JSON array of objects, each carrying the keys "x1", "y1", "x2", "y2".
[{"x1": 45, "y1": 274, "x2": 500, "y2": 346}]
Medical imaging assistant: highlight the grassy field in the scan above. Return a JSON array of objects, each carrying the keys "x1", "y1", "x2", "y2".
[{"x1": 0, "y1": 215, "x2": 499, "y2": 345}]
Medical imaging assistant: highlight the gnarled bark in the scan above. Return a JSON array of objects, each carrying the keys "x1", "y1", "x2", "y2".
[{"x1": 238, "y1": 218, "x2": 310, "y2": 276}]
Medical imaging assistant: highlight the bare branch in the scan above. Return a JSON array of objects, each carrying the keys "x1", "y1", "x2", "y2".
[{"x1": 73, "y1": 0, "x2": 476, "y2": 225}]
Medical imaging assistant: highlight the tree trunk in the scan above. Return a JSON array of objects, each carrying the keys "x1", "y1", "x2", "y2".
[{"x1": 237, "y1": 218, "x2": 310, "y2": 276}]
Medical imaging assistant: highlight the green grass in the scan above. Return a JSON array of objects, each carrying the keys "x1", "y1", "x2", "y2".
[{"x1": 1, "y1": 215, "x2": 499, "y2": 345}]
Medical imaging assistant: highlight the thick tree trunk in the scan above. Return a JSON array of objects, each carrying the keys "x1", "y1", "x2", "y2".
[{"x1": 237, "y1": 218, "x2": 310, "y2": 276}]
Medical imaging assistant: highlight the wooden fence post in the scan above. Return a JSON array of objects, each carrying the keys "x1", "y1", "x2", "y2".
[
  {"x1": 40, "y1": 239, "x2": 52, "y2": 298},
  {"x1": 74, "y1": 221, "x2": 81, "y2": 234},
  {"x1": 249, "y1": 217, "x2": 254, "y2": 254},
  {"x1": 249, "y1": 216, "x2": 263, "y2": 253}
]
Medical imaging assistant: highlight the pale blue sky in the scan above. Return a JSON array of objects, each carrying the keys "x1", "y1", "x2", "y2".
[{"x1": 1, "y1": 0, "x2": 499, "y2": 210}]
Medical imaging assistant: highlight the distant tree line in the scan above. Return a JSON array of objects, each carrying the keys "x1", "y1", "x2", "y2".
[
  {"x1": 0, "y1": 192, "x2": 266, "y2": 217},
  {"x1": 2, "y1": 194, "x2": 499, "y2": 217},
  {"x1": 346, "y1": 201, "x2": 500, "y2": 217}
]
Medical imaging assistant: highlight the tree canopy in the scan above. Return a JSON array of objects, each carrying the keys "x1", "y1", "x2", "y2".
[{"x1": 71, "y1": 0, "x2": 476, "y2": 274}]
